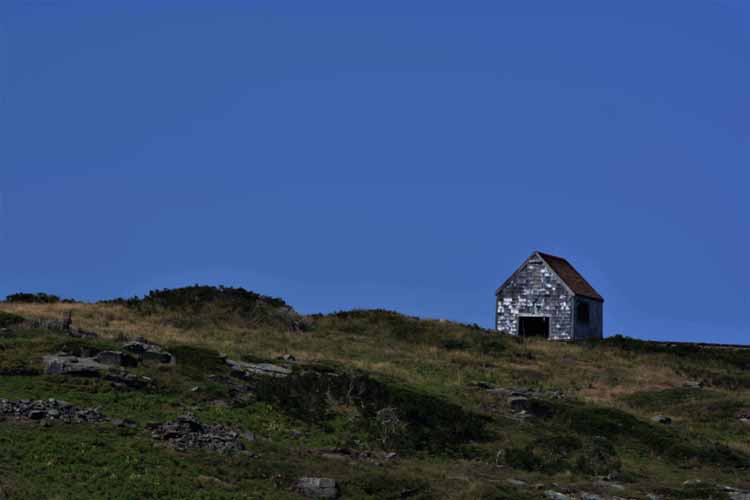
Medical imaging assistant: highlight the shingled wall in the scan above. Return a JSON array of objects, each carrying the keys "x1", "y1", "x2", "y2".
[{"x1": 496, "y1": 254, "x2": 574, "y2": 340}]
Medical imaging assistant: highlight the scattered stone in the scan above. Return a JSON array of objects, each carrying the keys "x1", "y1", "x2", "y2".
[
  {"x1": 104, "y1": 371, "x2": 153, "y2": 390},
  {"x1": 594, "y1": 479, "x2": 626, "y2": 491},
  {"x1": 277, "y1": 354, "x2": 296, "y2": 362},
  {"x1": 506, "y1": 479, "x2": 527, "y2": 487},
  {"x1": 94, "y1": 350, "x2": 138, "y2": 367},
  {"x1": 147, "y1": 414, "x2": 245, "y2": 454},
  {"x1": 28, "y1": 410, "x2": 46, "y2": 420},
  {"x1": 122, "y1": 341, "x2": 174, "y2": 364},
  {"x1": 111, "y1": 418, "x2": 137, "y2": 429},
  {"x1": 0, "y1": 398, "x2": 106, "y2": 423},
  {"x1": 190, "y1": 386, "x2": 200, "y2": 392},
  {"x1": 722, "y1": 486, "x2": 750, "y2": 500},
  {"x1": 294, "y1": 477, "x2": 339, "y2": 499},
  {"x1": 684, "y1": 380, "x2": 703, "y2": 389},
  {"x1": 43, "y1": 354, "x2": 108, "y2": 375},
  {"x1": 467, "y1": 381, "x2": 495, "y2": 390},
  {"x1": 226, "y1": 359, "x2": 292, "y2": 379},
  {"x1": 508, "y1": 396, "x2": 530, "y2": 412},
  {"x1": 579, "y1": 493, "x2": 604, "y2": 500},
  {"x1": 544, "y1": 491, "x2": 573, "y2": 500},
  {"x1": 652, "y1": 415, "x2": 672, "y2": 425},
  {"x1": 43, "y1": 354, "x2": 153, "y2": 389}
]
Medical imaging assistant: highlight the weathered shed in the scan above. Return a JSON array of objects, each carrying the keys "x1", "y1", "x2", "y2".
[{"x1": 495, "y1": 252, "x2": 603, "y2": 340}]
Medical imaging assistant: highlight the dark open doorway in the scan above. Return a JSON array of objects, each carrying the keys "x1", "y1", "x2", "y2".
[{"x1": 518, "y1": 316, "x2": 549, "y2": 338}]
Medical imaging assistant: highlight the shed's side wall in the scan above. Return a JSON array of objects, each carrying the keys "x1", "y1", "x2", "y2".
[
  {"x1": 573, "y1": 297, "x2": 603, "y2": 340},
  {"x1": 495, "y1": 255, "x2": 574, "y2": 340}
]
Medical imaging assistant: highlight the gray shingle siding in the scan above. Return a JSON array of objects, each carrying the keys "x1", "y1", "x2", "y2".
[
  {"x1": 495, "y1": 254, "x2": 574, "y2": 340},
  {"x1": 495, "y1": 252, "x2": 603, "y2": 340}
]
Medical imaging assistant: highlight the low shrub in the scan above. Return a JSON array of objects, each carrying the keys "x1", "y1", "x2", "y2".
[{"x1": 0, "y1": 311, "x2": 24, "y2": 328}]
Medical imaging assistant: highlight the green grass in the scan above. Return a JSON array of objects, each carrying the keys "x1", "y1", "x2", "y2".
[{"x1": 1, "y1": 297, "x2": 750, "y2": 498}]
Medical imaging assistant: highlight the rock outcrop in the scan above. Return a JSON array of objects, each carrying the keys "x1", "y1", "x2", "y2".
[
  {"x1": 0, "y1": 398, "x2": 106, "y2": 423},
  {"x1": 226, "y1": 358, "x2": 292, "y2": 379},
  {"x1": 294, "y1": 477, "x2": 339, "y2": 499},
  {"x1": 147, "y1": 414, "x2": 246, "y2": 454}
]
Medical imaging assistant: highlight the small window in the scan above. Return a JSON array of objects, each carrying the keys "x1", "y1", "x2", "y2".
[{"x1": 576, "y1": 302, "x2": 590, "y2": 324}]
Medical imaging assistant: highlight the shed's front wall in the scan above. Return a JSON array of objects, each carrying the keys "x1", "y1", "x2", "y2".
[{"x1": 495, "y1": 255, "x2": 574, "y2": 340}]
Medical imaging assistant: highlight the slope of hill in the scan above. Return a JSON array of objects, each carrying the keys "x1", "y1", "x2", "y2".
[{"x1": 0, "y1": 287, "x2": 749, "y2": 499}]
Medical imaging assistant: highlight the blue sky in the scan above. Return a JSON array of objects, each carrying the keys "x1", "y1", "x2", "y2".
[{"x1": 1, "y1": 1, "x2": 748, "y2": 343}]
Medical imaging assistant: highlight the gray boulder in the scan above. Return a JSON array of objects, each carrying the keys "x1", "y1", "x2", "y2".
[
  {"x1": 226, "y1": 359, "x2": 292, "y2": 378},
  {"x1": 294, "y1": 478, "x2": 339, "y2": 499},
  {"x1": 652, "y1": 415, "x2": 672, "y2": 425},
  {"x1": 544, "y1": 491, "x2": 573, "y2": 500},
  {"x1": 43, "y1": 355, "x2": 108, "y2": 375},
  {"x1": 94, "y1": 351, "x2": 137, "y2": 367},
  {"x1": 122, "y1": 341, "x2": 174, "y2": 364},
  {"x1": 508, "y1": 396, "x2": 530, "y2": 412}
]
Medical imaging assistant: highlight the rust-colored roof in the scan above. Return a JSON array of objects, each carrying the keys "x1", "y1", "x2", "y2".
[{"x1": 537, "y1": 252, "x2": 604, "y2": 302}]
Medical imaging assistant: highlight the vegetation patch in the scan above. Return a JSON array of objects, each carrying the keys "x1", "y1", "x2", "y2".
[
  {"x1": 5, "y1": 292, "x2": 72, "y2": 304},
  {"x1": 247, "y1": 364, "x2": 489, "y2": 455},
  {"x1": 622, "y1": 388, "x2": 724, "y2": 411},
  {"x1": 503, "y1": 434, "x2": 620, "y2": 475},
  {"x1": 103, "y1": 285, "x2": 310, "y2": 331},
  {"x1": 320, "y1": 309, "x2": 511, "y2": 356},
  {"x1": 0, "y1": 311, "x2": 24, "y2": 328}
]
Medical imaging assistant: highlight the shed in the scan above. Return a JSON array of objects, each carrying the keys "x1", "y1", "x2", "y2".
[{"x1": 495, "y1": 252, "x2": 604, "y2": 340}]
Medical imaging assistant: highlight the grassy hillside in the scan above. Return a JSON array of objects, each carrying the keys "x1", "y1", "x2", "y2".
[{"x1": 0, "y1": 287, "x2": 749, "y2": 499}]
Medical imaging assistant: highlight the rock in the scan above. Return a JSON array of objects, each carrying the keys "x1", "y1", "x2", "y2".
[
  {"x1": 508, "y1": 396, "x2": 530, "y2": 412},
  {"x1": 0, "y1": 398, "x2": 106, "y2": 423},
  {"x1": 579, "y1": 493, "x2": 604, "y2": 500},
  {"x1": 652, "y1": 415, "x2": 672, "y2": 425},
  {"x1": 294, "y1": 477, "x2": 339, "y2": 499},
  {"x1": 94, "y1": 351, "x2": 138, "y2": 367},
  {"x1": 544, "y1": 491, "x2": 573, "y2": 500},
  {"x1": 105, "y1": 371, "x2": 153, "y2": 390},
  {"x1": 684, "y1": 380, "x2": 703, "y2": 389},
  {"x1": 506, "y1": 479, "x2": 527, "y2": 487},
  {"x1": 43, "y1": 355, "x2": 108, "y2": 375},
  {"x1": 111, "y1": 418, "x2": 137, "y2": 429},
  {"x1": 122, "y1": 341, "x2": 174, "y2": 364},
  {"x1": 277, "y1": 354, "x2": 296, "y2": 362},
  {"x1": 142, "y1": 350, "x2": 174, "y2": 364},
  {"x1": 594, "y1": 480, "x2": 626, "y2": 491},
  {"x1": 148, "y1": 414, "x2": 245, "y2": 454},
  {"x1": 226, "y1": 359, "x2": 292, "y2": 379}
]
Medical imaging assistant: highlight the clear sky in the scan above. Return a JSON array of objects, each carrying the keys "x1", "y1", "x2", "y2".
[{"x1": 1, "y1": 2, "x2": 748, "y2": 343}]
